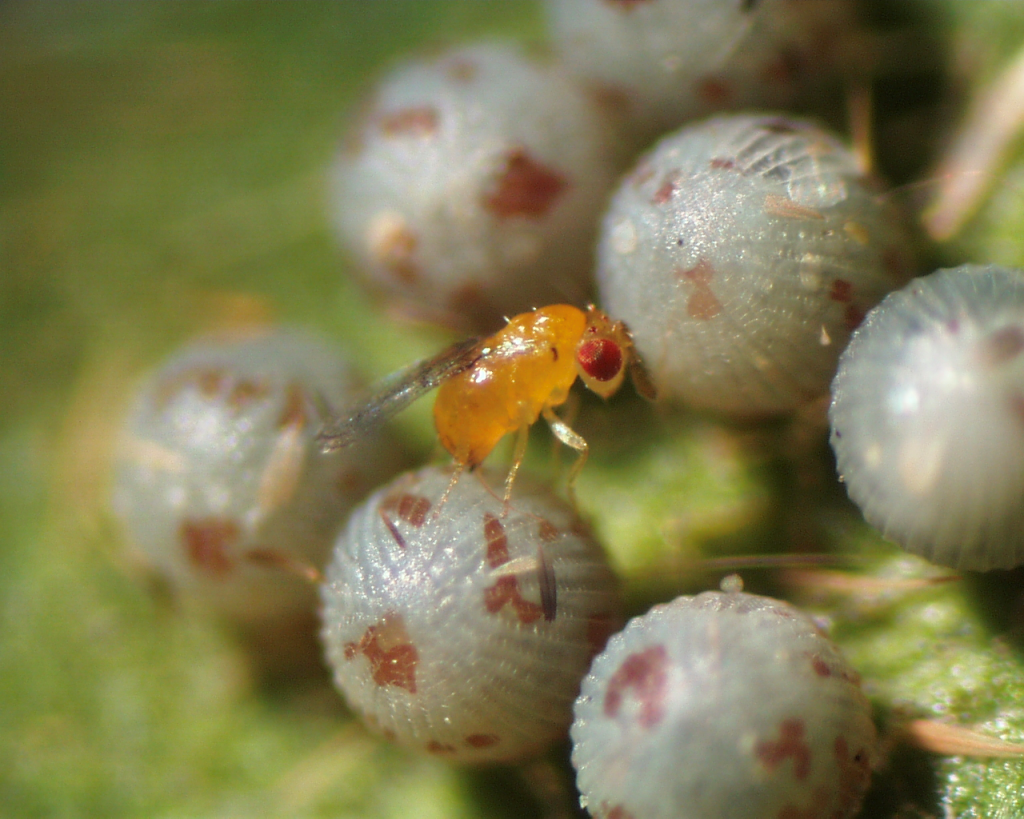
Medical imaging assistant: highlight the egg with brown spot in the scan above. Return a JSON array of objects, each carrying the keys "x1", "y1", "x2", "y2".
[
  {"x1": 597, "y1": 113, "x2": 915, "y2": 417},
  {"x1": 320, "y1": 465, "x2": 621, "y2": 763},
  {"x1": 330, "y1": 41, "x2": 621, "y2": 331},
  {"x1": 571, "y1": 591, "x2": 875, "y2": 819},
  {"x1": 112, "y1": 329, "x2": 403, "y2": 625}
]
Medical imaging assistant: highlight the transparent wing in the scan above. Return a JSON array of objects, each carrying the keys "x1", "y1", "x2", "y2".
[{"x1": 317, "y1": 336, "x2": 487, "y2": 452}]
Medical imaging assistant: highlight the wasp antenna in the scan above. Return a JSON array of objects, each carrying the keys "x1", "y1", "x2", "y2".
[{"x1": 629, "y1": 357, "x2": 658, "y2": 401}]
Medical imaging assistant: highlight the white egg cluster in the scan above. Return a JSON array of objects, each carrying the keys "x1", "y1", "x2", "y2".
[
  {"x1": 106, "y1": 6, "x2": 1024, "y2": 816},
  {"x1": 330, "y1": 41, "x2": 621, "y2": 331},
  {"x1": 320, "y1": 465, "x2": 621, "y2": 763},
  {"x1": 571, "y1": 590, "x2": 876, "y2": 819},
  {"x1": 545, "y1": 0, "x2": 857, "y2": 142},
  {"x1": 831, "y1": 264, "x2": 1024, "y2": 571},
  {"x1": 597, "y1": 113, "x2": 914, "y2": 417},
  {"x1": 112, "y1": 329, "x2": 401, "y2": 625}
]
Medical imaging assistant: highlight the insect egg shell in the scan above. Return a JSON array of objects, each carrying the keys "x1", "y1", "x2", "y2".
[
  {"x1": 830, "y1": 264, "x2": 1024, "y2": 571},
  {"x1": 596, "y1": 112, "x2": 915, "y2": 417},
  {"x1": 544, "y1": 0, "x2": 859, "y2": 143},
  {"x1": 330, "y1": 40, "x2": 622, "y2": 332},
  {"x1": 111, "y1": 328, "x2": 403, "y2": 625},
  {"x1": 571, "y1": 590, "x2": 876, "y2": 819},
  {"x1": 319, "y1": 464, "x2": 621, "y2": 764}
]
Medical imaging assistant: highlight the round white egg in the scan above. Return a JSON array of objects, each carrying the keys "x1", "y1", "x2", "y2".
[
  {"x1": 331, "y1": 41, "x2": 621, "y2": 331},
  {"x1": 831, "y1": 264, "x2": 1024, "y2": 571},
  {"x1": 320, "y1": 465, "x2": 621, "y2": 763},
  {"x1": 112, "y1": 329, "x2": 401, "y2": 624},
  {"x1": 545, "y1": 0, "x2": 857, "y2": 141},
  {"x1": 597, "y1": 112, "x2": 914, "y2": 416},
  {"x1": 571, "y1": 590, "x2": 876, "y2": 819}
]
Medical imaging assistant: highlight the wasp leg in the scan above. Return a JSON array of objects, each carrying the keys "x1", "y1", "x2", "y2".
[
  {"x1": 433, "y1": 461, "x2": 466, "y2": 518},
  {"x1": 542, "y1": 406, "x2": 587, "y2": 509},
  {"x1": 502, "y1": 420, "x2": 532, "y2": 515}
]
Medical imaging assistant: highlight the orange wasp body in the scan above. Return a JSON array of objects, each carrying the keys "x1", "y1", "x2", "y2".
[{"x1": 319, "y1": 304, "x2": 652, "y2": 504}]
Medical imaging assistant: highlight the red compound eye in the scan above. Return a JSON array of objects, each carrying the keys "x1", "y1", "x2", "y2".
[{"x1": 578, "y1": 338, "x2": 624, "y2": 383}]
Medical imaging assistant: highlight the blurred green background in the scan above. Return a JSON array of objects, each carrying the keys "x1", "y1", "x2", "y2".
[{"x1": 4, "y1": 3, "x2": 1024, "y2": 818}]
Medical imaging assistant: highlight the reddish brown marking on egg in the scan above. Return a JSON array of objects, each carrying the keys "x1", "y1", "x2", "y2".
[
  {"x1": 381, "y1": 727, "x2": 397, "y2": 742},
  {"x1": 829, "y1": 279, "x2": 854, "y2": 303},
  {"x1": 378, "y1": 106, "x2": 439, "y2": 137},
  {"x1": 228, "y1": 378, "x2": 270, "y2": 410},
  {"x1": 587, "y1": 612, "x2": 617, "y2": 656},
  {"x1": 386, "y1": 493, "x2": 431, "y2": 527},
  {"x1": 537, "y1": 519, "x2": 560, "y2": 542},
  {"x1": 834, "y1": 736, "x2": 872, "y2": 815},
  {"x1": 484, "y1": 149, "x2": 567, "y2": 219},
  {"x1": 276, "y1": 382, "x2": 308, "y2": 428},
  {"x1": 679, "y1": 259, "x2": 723, "y2": 320},
  {"x1": 1007, "y1": 393, "x2": 1024, "y2": 426},
  {"x1": 603, "y1": 645, "x2": 669, "y2": 729},
  {"x1": 709, "y1": 157, "x2": 737, "y2": 171},
  {"x1": 810, "y1": 655, "x2": 833, "y2": 678},
  {"x1": 465, "y1": 733, "x2": 500, "y2": 748},
  {"x1": 181, "y1": 518, "x2": 239, "y2": 577},
  {"x1": 980, "y1": 325, "x2": 1024, "y2": 367},
  {"x1": 484, "y1": 513, "x2": 510, "y2": 568},
  {"x1": 602, "y1": 805, "x2": 636, "y2": 819},
  {"x1": 651, "y1": 172, "x2": 679, "y2": 205},
  {"x1": 483, "y1": 575, "x2": 544, "y2": 624},
  {"x1": 196, "y1": 367, "x2": 229, "y2": 399},
  {"x1": 344, "y1": 614, "x2": 419, "y2": 693},
  {"x1": 756, "y1": 718, "x2": 812, "y2": 780},
  {"x1": 843, "y1": 304, "x2": 866, "y2": 330},
  {"x1": 378, "y1": 492, "x2": 432, "y2": 549},
  {"x1": 154, "y1": 367, "x2": 221, "y2": 408},
  {"x1": 696, "y1": 76, "x2": 732, "y2": 106},
  {"x1": 578, "y1": 337, "x2": 625, "y2": 384},
  {"x1": 445, "y1": 58, "x2": 478, "y2": 83},
  {"x1": 426, "y1": 740, "x2": 458, "y2": 755},
  {"x1": 388, "y1": 258, "x2": 420, "y2": 287}
]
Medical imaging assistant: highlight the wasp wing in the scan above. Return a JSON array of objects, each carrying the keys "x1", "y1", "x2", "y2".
[{"x1": 317, "y1": 336, "x2": 486, "y2": 452}]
